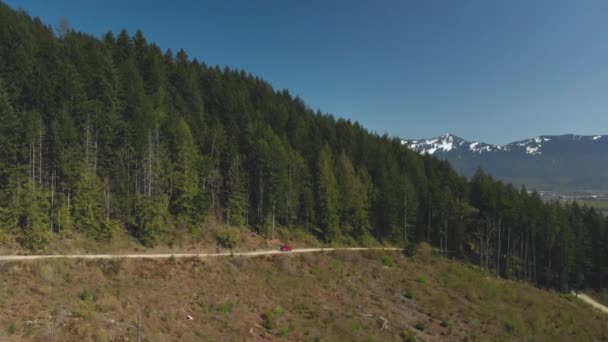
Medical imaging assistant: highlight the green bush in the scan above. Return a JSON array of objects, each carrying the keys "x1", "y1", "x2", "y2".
[
  {"x1": 416, "y1": 276, "x2": 427, "y2": 284},
  {"x1": 382, "y1": 255, "x2": 395, "y2": 267},
  {"x1": 93, "y1": 328, "x2": 109, "y2": 342},
  {"x1": 404, "y1": 240, "x2": 417, "y2": 257},
  {"x1": 217, "y1": 301, "x2": 234, "y2": 316},
  {"x1": 6, "y1": 323, "x2": 15, "y2": 335},
  {"x1": 414, "y1": 322, "x2": 425, "y2": 331},
  {"x1": 261, "y1": 311, "x2": 274, "y2": 330},
  {"x1": 79, "y1": 288, "x2": 93, "y2": 301},
  {"x1": 278, "y1": 327, "x2": 288, "y2": 338},
  {"x1": 217, "y1": 230, "x2": 238, "y2": 250},
  {"x1": 260, "y1": 305, "x2": 285, "y2": 331},
  {"x1": 360, "y1": 233, "x2": 376, "y2": 247},
  {"x1": 400, "y1": 330, "x2": 417, "y2": 342},
  {"x1": 504, "y1": 320, "x2": 519, "y2": 335},
  {"x1": 415, "y1": 242, "x2": 433, "y2": 262}
]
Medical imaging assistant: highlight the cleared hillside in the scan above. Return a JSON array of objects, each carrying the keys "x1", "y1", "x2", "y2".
[{"x1": 0, "y1": 244, "x2": 606, "y2": 341}]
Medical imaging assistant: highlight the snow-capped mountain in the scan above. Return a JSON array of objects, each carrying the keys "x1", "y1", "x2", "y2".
[
  {"x1": 407, "y1": 133, "x2": 509, "y2": 155},
  {"x1": 403, "y1": 134, "x2": 608, "y2": 191}
]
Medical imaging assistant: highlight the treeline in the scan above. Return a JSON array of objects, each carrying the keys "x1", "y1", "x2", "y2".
[{"x1": 0, "y1": 3, "x2": 606, "y2": 291}]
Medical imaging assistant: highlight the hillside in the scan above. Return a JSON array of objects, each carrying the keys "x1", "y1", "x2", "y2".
[
  {"x1": 1, "y1": 246, "x2": 607, "y2": 341},
  {"x1": 0, "y1": 1, "x2": 607, "y2": 297},
  {"x1": 404, "y1": 133, "x2": 608, "y2": 191}
]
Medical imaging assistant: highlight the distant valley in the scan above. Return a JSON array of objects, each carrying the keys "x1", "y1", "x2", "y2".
[{"x1": 403, "y1": 133, "x2": 608, "y2": 194}]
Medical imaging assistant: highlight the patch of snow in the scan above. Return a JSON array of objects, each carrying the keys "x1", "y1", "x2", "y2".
[
  {"x1": 526, "y1": 146, "x2": 541, "y2": 155},
  {"x1": 593, "y1": 135, "x2": 602, "y2": 140},
  {"x1": 438, "y1": 140, "x2": 454, "y2": 152},
  {"x1": 469, "y1": 142, "x2": 479, "y2": 151}
]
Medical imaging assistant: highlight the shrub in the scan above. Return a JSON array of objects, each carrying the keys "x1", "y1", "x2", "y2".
[
  {"x1": 217, "y1": 230, "x2": 238, "y2": 250},
  {"x1": 259, "y1": 306, "x2": 286, "y2": 331},
  {"x1": 404, "y1": 240, "x2": 417, "y2": 257},
  {"x1": 414, "y1": 322, "x2": 425, "y2": 331},
  {"x1": 93, "y1": 328, "x2": 108, "y2": 342},
  {"x1": 416, "y1": 276, "x2": 427, "y2": 284},
  {"x1": 261, "y1": 311, "x2": 274, "y2": 330},
  {"x1": 504, "y1": 321, "x2": 514, "y2": 334},
  {"x1": 360, "y1": 233, "x2": 376, "y2": 247},
  {"x1": 278, "y1": 327, "x2": 288, "y2": 338},
  {"x1": 6, "y1": 323, "x2": 15, "y2": 335},
  {"x1": 39, "y1": 263, "x2": 56, "y2": 283},
  {"x1": 415, "y1": 242, "x2": 433, "y2": 262},
  {"x1": 382, "y1": 255, "x2": 395, "y2": 268},
  {"x1": 400, "y1": 330, "x2": 417, "y2": 342},
  {"x1": 0, "y1": 229, "x2": 8, "y2": 244},
  {"x1": 404, "y1": 289, "x2": 414, "y2": 299},
  {"x1": 79, "y1": 288, "x2": 93, "y2": 301},
  {"x1": 504, "y1": 320, "x2": 519, "y2": 335},
  {"x1": 217, "y1": 301, "x2": 233, "y2": 316}
]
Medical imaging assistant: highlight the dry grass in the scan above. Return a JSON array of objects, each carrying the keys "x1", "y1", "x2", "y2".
[{"x1": 0, "y1": 244, "x2": 606, "y2": 341}]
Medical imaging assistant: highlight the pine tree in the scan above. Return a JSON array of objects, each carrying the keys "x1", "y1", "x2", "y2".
[
  {"x1": 134, "y1": 194, "x2": 168, "y2": 246},
  {"x1": 226, "y1": 154, "x2": 247, "y2": 226},
  {"x1": 12, "y1": 179, "x2": 50, "y2": 249},
  {"x1": 72, "y1": 173, "x2": 111, "y2": 240},
  {"x1": 0, "y1": 80, "x2": 24, "y2": 195},
  {"x1": 168, "y1": 117, "x2": 200, "y2": 227},
  {"x1": 316, "y1": 144, "x2": 339, "y2": 241}
]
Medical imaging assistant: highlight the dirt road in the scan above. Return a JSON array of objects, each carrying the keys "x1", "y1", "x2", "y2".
[
  {"x1": 0, "y1": 247, "x2": 402, "y2": 262},
  {"x1": 573, "y1": 292, "x2": 608, "y2": 314}
]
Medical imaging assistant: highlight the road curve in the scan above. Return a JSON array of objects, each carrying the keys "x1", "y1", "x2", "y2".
[
  {"x1": 573, "y1": 292, "x2": 608, "y2": 314},
  {"x1": 0, "y1": 247, "x2": 402, "y2": 262}
]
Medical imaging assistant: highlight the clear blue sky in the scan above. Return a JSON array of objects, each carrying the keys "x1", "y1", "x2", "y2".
[{"x1": 6, "y1": 0, "x2": 608, "y2": 144}]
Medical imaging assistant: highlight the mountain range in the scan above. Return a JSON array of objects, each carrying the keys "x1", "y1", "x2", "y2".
[{"x1": 403, "y1": 133, "x2": 608, "y2": 191}]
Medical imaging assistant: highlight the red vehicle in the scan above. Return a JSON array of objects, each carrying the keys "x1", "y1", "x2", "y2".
[{"x1": 280, "y1": 245, "x2": 292, "y2": 252}]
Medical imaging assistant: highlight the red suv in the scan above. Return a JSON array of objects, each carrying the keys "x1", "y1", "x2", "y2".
[{"x1": 280, "y1": 245, "x2": 292, "y2": 252}]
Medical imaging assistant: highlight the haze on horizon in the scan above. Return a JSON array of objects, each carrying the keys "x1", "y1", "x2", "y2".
[{"x1": 6, "y1": 0, "x2": 608, "y2": 145}]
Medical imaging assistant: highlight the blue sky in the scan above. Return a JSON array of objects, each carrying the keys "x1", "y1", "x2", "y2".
[{"x1": 6, "y1": 0, "x2": 608, "y2": 144}]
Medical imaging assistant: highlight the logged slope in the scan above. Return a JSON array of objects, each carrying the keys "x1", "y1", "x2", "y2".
[
  {"x1": 0, "y1": 247, "x2": 606, "y2": 341},
  {"x1": 0, "y1": 2, "x2": 607, "y2": 294},
  {"x1": 404, "y1": 133, "x2": 608, "y2": 191}
]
